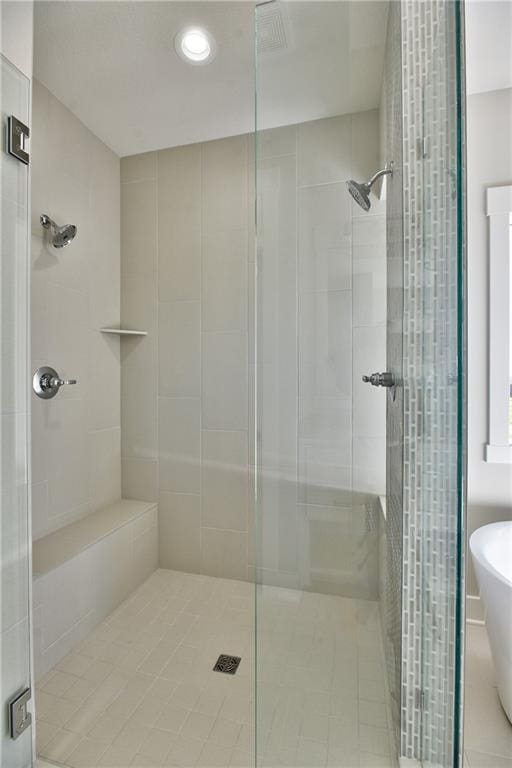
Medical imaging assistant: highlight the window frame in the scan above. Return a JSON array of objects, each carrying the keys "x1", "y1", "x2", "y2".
[{"x1": 485, "y1": 184, "x2": 512, "y2": 463}]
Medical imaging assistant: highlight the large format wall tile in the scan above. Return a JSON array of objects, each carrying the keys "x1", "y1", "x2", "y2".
[
  {"x1": 45, "y1": 398, "x2": 90, "y2": 522},
  {"x1": 258, "y1": 125, "x2": 297, "y2": 160},
  {"x1": 257, "y1": 470, "x2": 298, "y2": 575},
  {"x1": 158, "y1": 226, "x2": 201, "y2": 303},
  {"x1": 88, "y1": 332, "x2": 121, "y2": 431},
  {"x1": 202, "y1": 135, "x2": 248, "y2": 235},
  {"x1": 202, "y1": 229, "x2": 247, "y2": 333},
  {"x1": 297, "y1": 115, "x2": 351, "y2": 186},
  {"x1": 353, "y1": 239, "x2": 387, "y2": 327},
  {"x1": 159, "y1": 301, "x2": 200, "y2": 398},
  {"x1": 31, "y1": 79, "x2": 121, "y2": 539},
  {"x1": 201, "y1": 430, "x2": 248, "y2": 531},
  {"x1": 121, "y1": 370, "x2": 157, "y2": 460},
  {"x1": 89, "y1": 427, "x2": 121, "y2": 510},
  {"x1": 158, "y1": 397, "x2": 200, "y2": 494},
  {"x1": 121, "y1": 273, "x2": 156, "y2": 371},
  {"x1": 121, "y1": 458, "x2": 158, "y2": 503},
  {"x1": 119, "y1": 110, "x2": 386, "y2": 585},
  {"x1": 158, "y1": 156, "x2": 200, "y2": 267},
  {"x1": 298, "y1": 182, "x2": 352, "y2": 293},
  {"x1": 159, "y1": 492, "x2": 201, "y2": 572},
  {"x1": 120, "y1": 151, "x2": 156, "y2": 184},
  {"x1": 351, "y1": 109, "x2": 380, "y2": 184},
  {"x1": 45, "y1": 282, "x2": 89, "y2": 401},
  {"x1": 121, "y1": 179, "x2": 156, "y2": 277},
  {"x1": 202, "y1": 332, "x2": 248, "y2": 430},
  {"x1": 200, "y1": 527, "x2": 247, "y2": 581},
  {"x1": 157, "y1": 146, "x2": 201, "y2": 304},
  {"x1": 299, "y1": 289, "x2": 352, "y2": 400}
]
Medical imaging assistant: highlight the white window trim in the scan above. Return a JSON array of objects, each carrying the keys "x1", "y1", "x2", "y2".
[{"x1": 485, "y1": 185, "x2": 512, "y2": 464}]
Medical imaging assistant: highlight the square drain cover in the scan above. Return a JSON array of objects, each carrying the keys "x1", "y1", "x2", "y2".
[{"x1": 213, "y1": 654, "x2": 241, "y2": 675}]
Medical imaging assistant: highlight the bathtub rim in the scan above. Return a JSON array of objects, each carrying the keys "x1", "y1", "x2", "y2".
[{"x1": 469, "y1": 520, "x2": 512, "y2": 590}]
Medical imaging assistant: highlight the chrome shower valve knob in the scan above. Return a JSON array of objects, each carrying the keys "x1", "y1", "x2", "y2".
[
  {"x1": 362, "y1": 372, "x2": 396, "y2": 388},
  {"x1": 33, "y1": 366, "x2": 77, "y2": 399}
]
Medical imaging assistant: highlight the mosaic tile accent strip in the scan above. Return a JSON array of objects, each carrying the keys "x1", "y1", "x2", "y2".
[{"x1": 400, "y1": 1, "x2": 464, "y2": 765}]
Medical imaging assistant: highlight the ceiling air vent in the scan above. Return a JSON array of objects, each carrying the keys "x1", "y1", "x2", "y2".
[{"x1": 256, "y1": 2, "x2": 291, "y2": 55}]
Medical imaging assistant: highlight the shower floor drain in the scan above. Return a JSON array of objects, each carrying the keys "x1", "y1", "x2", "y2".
[{"x1": 213, "y1": 654, "x2": 241, "y2": 675}]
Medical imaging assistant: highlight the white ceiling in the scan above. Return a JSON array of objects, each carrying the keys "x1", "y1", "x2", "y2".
[
  {"x1": 465, "y1": 0, "x2": 512, "y2": 95},
  {"x1": 33, "y1": 1, "x2": 388, "y2": 157}
]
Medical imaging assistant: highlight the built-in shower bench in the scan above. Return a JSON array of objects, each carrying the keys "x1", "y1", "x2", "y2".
[
  {"x1": 32, "y1": 498, "x2": 158, "y2": 679},
  {"x1": 33, "y1": 498, "x2": 157, "y2": 576}
]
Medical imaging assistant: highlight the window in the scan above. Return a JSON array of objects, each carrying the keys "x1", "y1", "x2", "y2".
[{"x1": 486, "y1": 185, "x2": 512, "y2": 463}]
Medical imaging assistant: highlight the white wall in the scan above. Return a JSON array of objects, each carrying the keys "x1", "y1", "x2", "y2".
[
  {"x1": 467, "y1": 87, "x2": 512, "y2": 595},
  {"x1": 31, "y1": 79, "x2": 121, "y2": 540}
]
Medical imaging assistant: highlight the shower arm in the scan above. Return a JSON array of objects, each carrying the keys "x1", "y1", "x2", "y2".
[
  {"x1": 40, "y1": 214, "x2": 57, "y2": 230},
  {"x1": 368, "y1": 166, "x2": 393, "y2": 188}
]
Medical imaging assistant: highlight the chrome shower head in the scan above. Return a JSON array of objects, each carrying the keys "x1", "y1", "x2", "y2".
[
  {"x1": 346, "y1": 179, "x2": 371, "y2": 212},
  {"x1": 40, "y1": 214, "x2": 77, "y2": 248},
  {"x1": 346, "y1": 165, "x2": 393, "y2": 212}
]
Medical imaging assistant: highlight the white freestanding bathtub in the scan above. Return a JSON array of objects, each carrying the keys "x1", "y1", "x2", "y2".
[{"x1": 470, "y1": 521, "x2": 512, "y2": 722}]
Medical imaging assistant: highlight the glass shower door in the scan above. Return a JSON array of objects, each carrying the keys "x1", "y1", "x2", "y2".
[{"x1": 0, "y1": 54, "x2": 33, "y2": 767}]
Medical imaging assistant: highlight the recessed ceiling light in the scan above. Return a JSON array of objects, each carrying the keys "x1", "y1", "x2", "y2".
[{"x1": 175, "y1": 27, "x2": 216, "y2": 65}]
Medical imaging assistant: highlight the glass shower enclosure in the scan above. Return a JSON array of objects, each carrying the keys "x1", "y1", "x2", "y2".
[
  {"x1": 0, "y1": 2, "x2": 465, "y2": 767},
  {"x1": 253, "y1": 2, "x2": 466, "y2": 767}
]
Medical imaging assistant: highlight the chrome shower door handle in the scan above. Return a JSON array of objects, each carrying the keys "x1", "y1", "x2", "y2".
[{"x1": 33, "y1": 366, "x2": 77, "y2": 399}]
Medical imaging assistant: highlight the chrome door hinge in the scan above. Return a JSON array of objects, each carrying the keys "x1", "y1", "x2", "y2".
[
  {"x1": 7, "y1": 115, "x2": 30, "y2": 165},
  {"x1": 9, "y1": 688, "x2": 32, "y2": 740}
]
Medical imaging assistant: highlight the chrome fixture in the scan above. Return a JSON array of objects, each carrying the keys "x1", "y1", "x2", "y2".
[
  {"x1": 7, "y1": 115, "x2": 30, "y2": 165},
  {"x1": 33, "y1": 366, "x2": 77, "y2": 399},
  {"x1": 362, "y1": 372, "x2": 395, "y2": 387},
  {"x1": 8, "y1": 688, "x2": 32, "y2": 740},
  {"x1": 346, "y1": 165, "x2": 393, "y2": 212},
  {"x1": 40, "y1": 214, "x2": 77, "y2": 248}
]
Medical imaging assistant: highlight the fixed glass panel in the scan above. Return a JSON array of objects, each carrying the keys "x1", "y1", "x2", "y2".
[
  {"x1": 0, "y1": 53, "x2": 33, "y2": 768},
  {"x1": 254, "y1": 3, "x2": 396, "y2": 766},
  {"x1": 382, "y1": 0, "x2": 404, "y2": 752},
  {"x1": 399, "y1": 1, "x2": 466, "y2": 765},
  {"x1": 419, "y1": 3, "x2": 466, "y2": 763}
]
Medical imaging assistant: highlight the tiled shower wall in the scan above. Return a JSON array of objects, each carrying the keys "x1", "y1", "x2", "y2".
[
  {"x1": 120, "y1": 137, "x2": 251, "y2": 580},
  {"x1": 121, "y1": 110, "x2": 387, "y2": 587},
  {"x1": 256, "y1": 113, "x2": 387, "y2": 597},
  {"x1": 30, "y1": 79, "x2": 121, "y2": 540}
]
